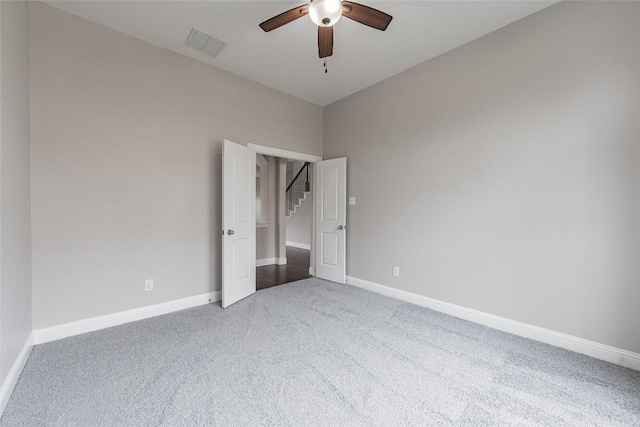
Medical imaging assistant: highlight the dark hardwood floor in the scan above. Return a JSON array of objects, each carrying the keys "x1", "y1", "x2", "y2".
[{"x1": 256, "y1": 246, "x2": 311, "y2": 290}]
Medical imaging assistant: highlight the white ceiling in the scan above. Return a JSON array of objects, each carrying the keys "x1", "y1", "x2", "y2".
[{"x1": 43, "y1": 1, "x2": 556, "y2": 106}]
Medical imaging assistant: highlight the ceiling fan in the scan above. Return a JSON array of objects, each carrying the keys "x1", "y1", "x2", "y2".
[{"x1": 259, "y1": 0, "x2": 392, "y2": 59}]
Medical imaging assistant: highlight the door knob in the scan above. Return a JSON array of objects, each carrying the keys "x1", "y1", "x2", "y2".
[
  {"x1": 338, "y1": 225, "x2": 346, "y2": 230},
  {"x1": 227, "y1": 230, "x2": 235, "y2": 235}
]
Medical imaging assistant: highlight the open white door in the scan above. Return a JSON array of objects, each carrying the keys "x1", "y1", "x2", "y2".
[
  {"x1": 314, "y1": 157, "x2": 347, "y2": 284},
  {"x1": 222, "y1": 140, "x2": 256, "y2": 308}
]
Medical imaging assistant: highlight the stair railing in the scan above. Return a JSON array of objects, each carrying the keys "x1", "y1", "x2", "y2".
[{"x1": 286, "y1": 162, "x2": 310, "y2": 218}]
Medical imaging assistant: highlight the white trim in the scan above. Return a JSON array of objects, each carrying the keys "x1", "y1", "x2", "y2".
[
  {"x1": 256, "y1": 258, "x2": 277, "y2": 267},
  {"x1": 286, "y1": 241, "x2": 311, "y2": 250},
  {"x1": 345, "y1": 276, "x2": 640, "y2": 371},
  {"x1": 0, "y1": 333, "x2": 34, "y2": 418},
  {"x1": 309, "y1": 267, "x2": 314, "y2": 276},
  {"x1": 247, "y1": 143, "x2": 322, "y2": 163},
  {"x1": 33, "y1": 292, "x2": 221, "y2": 345},
  {"x1": 256, "y1": 257, "x2": 288, "y2": 267},
  {"x1": 0, "y1": 0, "x2": 3, "y2": 392}
]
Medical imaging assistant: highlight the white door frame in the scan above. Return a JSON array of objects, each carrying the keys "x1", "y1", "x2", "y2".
[
  {"x1": 247, "y1": 143, "x2": 322, "y2": 276},
  {"x1": 247, "y1": 144, "x2": 322, "y2": 164}
]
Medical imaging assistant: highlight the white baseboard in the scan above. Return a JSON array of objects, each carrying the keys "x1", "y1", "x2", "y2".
[
  {"x1": 256, "y1": 258, "x2": 277, "y2": 267},
  {"x1": 33, "y1": 291, "x2": 221, "y2": 345},
  {"x1": 345, "y1": 276, "x2": 640, "y2": 371},
  {"x1": 309, "y1": 266, "x2": 314, "y2": 276},
  {"x1": 286, "y1": 241, "x2": 311, "y2": 250},
  {"x1": 257, "y1": 257, "x2": 288, "y2": 267},
  {"x1": 0, "y1": 333, "x2": 34, "y2": 418}
]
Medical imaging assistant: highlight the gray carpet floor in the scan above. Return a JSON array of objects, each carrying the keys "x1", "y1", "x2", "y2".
[{"x1": 2, "y1": 278, "x2": 640, "y2": 426}]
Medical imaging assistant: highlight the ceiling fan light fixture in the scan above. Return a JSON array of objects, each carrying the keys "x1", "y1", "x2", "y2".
[{"x1": 309, "y1": 0, "x2": 342, "y2": 27}]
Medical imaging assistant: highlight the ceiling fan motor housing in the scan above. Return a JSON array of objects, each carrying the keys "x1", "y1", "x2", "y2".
[{"x1": 309, "y1": 0, "x2": 342, "y2": 27}]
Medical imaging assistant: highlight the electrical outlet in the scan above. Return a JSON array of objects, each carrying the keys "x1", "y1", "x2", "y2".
[
  {"x1": 145, "y1": 279, "x2": 154, "y2": 291},
  {"x1": 349, "y1": 197, "x2": 356, "y2": 206},
  {"x1": 392, "y1": 267, "x2": 400, "y2": 277}
]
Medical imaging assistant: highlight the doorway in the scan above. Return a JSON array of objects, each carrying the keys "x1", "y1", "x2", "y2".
[
  {"x1": 222, "y1": 140, "x2": 346, "y2": 308},
  {"x1": 255, "y1": 158, "x2": 312, "y2": 290}
]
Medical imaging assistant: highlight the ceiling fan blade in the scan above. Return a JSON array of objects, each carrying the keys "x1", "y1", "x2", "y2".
[
  {"x1": 341, "y1": 1, "x2": 392, "y2": 31},
  {"x1": 259, "y1": 5, "x2": 309, "y2": 32},
  {"x1": 318, "y1": 26, "x2": 333, "y2": 58}
]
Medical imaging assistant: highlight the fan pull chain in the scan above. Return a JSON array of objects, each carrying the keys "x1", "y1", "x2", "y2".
[{"x1": 324, "y1": 58, "x2": 328, "y2": 74}]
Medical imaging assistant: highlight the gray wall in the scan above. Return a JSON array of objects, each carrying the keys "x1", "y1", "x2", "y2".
[
  {"x1": 0, "y1": 0, "x2": 32, "y2": 382},
  {"x1": 324, "y1": 1, "x2": 640, "y2": 352},
  {"x1": 30, "y1": 3, "x2": 323, "y2": 329},
  {"x1": 287, "y1": 161, "x2": 305, "y2": 185},
  {"x1": 256, "y1": 155, "x2": 278, "y2": 261}
]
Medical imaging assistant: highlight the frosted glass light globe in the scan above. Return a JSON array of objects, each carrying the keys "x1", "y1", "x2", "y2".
[{"x1": 309, "y1": 0, "x2": 342, "y2": 27}]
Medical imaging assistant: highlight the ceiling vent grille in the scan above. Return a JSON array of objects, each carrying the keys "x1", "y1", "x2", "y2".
[{"x1": 185, "y1": 28, "x2": 226, "y2": 58}]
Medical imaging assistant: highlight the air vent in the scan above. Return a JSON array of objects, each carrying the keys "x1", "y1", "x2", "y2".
[{"x1": 185, "y1": 28, "x2": 226, "y2": 58}]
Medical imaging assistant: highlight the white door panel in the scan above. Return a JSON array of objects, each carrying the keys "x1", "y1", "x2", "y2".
[
  {"x1": 315, "y1": 158, "x2": 346, "y2": 283},
  {"x1": 222, "y1": 140, "x2": 256, "y2": 308},
  {"x1": 321, "y1": 232, "x2": 339, "y2": 267}
]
